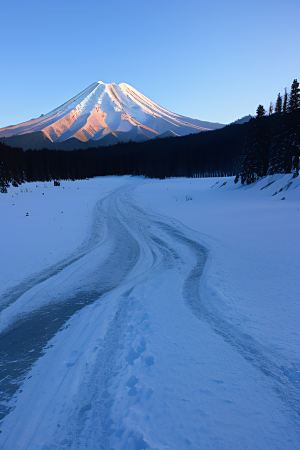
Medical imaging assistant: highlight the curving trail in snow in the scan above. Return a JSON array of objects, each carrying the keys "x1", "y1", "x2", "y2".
[{"x1": 0, "y1": 182, "x2": 299, "y2": 449}]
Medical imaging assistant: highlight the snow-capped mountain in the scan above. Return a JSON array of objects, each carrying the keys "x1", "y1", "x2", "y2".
[{"x1": 0, "y1": 82, "x2": 224, "y2": 149}]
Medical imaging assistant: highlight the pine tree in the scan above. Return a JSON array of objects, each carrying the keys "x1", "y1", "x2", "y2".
[
  {"x1": 268, "y1": 122, "x2": 290, "y2": 174},
  {"x1": 275, "y1": 93, "x2": 282, "y2": 114},
  {"x1": 0, "y1": 161, "x2": 9, "y2": 193},
  {"x1": 269, "y1": 102, "x2": 274, "y2": 115},
  {"x1": 239, "y1": 118, "x2": 270, "y2": 184},
  {"x1": 268, "y1": 109, "x2": 300, "y2": 177},
  {"x1": 283, "y1": 87, "x2": 288, "y2": 113},
  {"x1": 256, "y1": 104, "x2": 266, "y2": 118},
  {"x1": 288, "y1": 79, "x2": 300, "y2": 111}
]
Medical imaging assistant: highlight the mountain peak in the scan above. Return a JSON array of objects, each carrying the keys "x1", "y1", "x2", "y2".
[{"x1": 0, "y1": 81, "x2": 224, "y2": 149}]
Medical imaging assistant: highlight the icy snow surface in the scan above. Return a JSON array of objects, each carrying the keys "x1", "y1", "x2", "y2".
[{"x1": 0, "y1": 174, "x2": 299, "y2": 449}]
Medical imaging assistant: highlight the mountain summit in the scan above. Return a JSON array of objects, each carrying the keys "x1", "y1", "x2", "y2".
[{"x1": 0, "y1": 82, "x2": 224, "y2": 149}]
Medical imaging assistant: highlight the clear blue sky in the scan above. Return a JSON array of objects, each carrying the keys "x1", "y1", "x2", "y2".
[{"x1": 1, "y1": 0, "x2": 299, "y2": 128}]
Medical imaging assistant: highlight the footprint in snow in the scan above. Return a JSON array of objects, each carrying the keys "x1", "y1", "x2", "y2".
[
  {"x1": 144, "y1": 355, "x2": 155, "y2": 366},
  {"x1": 125, "y1": 347, "x2": 140, "y2": 365},
  {"x1": 125, "y1": 338, "x2": 146, "y2": 365},
  {"x1": 126, "y1": 375, "x2": 139, "y2": 396}
]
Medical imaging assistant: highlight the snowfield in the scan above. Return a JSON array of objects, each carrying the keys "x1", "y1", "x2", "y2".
[{"x1": 0, "y1": 174, "x2": 299, "y2": 450}]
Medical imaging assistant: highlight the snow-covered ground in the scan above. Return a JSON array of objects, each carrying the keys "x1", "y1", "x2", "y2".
[{"x1": 0, "y1": 174, "x2": 299, "y2": 450}]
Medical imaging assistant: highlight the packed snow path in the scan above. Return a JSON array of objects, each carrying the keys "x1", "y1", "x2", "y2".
[{"x1": 0, "y1": 182, "x2": 299, "y2": 449}]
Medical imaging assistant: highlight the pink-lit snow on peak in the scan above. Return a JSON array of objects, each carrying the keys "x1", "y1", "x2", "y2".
[{"x1": 0, "y1": 81, "x2": 222, "y2": 143}]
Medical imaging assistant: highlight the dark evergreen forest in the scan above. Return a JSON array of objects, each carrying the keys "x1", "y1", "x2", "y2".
[{"x1": 0, "y1": 103, "x2": 299, "y2": 191}]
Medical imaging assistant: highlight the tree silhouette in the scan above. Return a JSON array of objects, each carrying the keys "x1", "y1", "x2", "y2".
[
  {"x1": 275, "y1": 93, "x2": 282, "y2": 114},
  {"x1": 239, "y1": 117, "x2": 270, "y2": 184},
  {"x1": 269, "y1": 102, "x2": 274, "y2": 115},
  {"x1": 288, "y1": 79, "x2": 300, "y2": 111},
  {"x1": 283, "y1": 87, "x2": 288, "y2": 113},
  {"x1": 0, "y1": 161, "x2": 9, "y2": 193},
  {"x1": 256, "y1": 104, "x2": 266, "y2": 118}
]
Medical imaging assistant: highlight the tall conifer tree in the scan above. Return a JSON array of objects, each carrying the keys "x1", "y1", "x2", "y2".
[
  {"x1": 0, "y1": 161, "x2": 9, "y2": 193},
  {"x1": 288, "y1": 79, "x2": 300, "y2": 111},
  {"x1": 275, "y1": 93, "x2": 282, "y2": 114},
  {"x1": 239, "y1": 114, "x2": 270, "y2": 184},
  {"x1": 269, "y1": 102, "x2": 274, "y2": 115},
  {"x1": 256, "y1": 104, "x2": 266, "y2": 118},
  {"x1": 283, "y1": 87, "x2": 288, "y2": 113}
]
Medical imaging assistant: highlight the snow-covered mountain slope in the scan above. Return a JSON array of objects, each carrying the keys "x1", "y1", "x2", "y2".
[{"x1": 0, "y1": 82, "x2": 224, "y2": 148}]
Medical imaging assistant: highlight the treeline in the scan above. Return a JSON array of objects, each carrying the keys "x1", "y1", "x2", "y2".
[
  {"x1": 0, "y1": 120, "x2": 251, "y2": 190},
  {"x1": 0, "y1": 80, "x2": 299, "y2": 191},
  {"x1": 235, "y1": 79, "x2": 300, "y2": 184}
]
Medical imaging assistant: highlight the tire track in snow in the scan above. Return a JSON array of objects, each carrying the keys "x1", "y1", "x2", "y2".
[
  {"x1": 116, "y1": 193, "x2": 299, "y2": 420},
  {"x1": 0, "y1": 182, "x2": 298, "y2": 448},
  {"x1": 0, "y1": 186, "x2": 140, "y2": 420},
  {"x1": 128, "y1": 204, "x2": 299, "y2": 419},
  {"x1": 173, "y1": 224, "x2": 300, "y2": 417},
  {"x1": 0, "y1": 186, "x2": 118, "y2": 314},
  {"x1": 54, "y1": 287, "x2": 136, "y2": 450}
]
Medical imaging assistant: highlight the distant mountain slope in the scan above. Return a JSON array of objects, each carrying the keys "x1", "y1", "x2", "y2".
[
  {"x1": 0, "y1": 82, "x2": 224, "y2": 150},
  {"x1": 230, "y1": 115, "x2": 253, "y2": 125}
]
